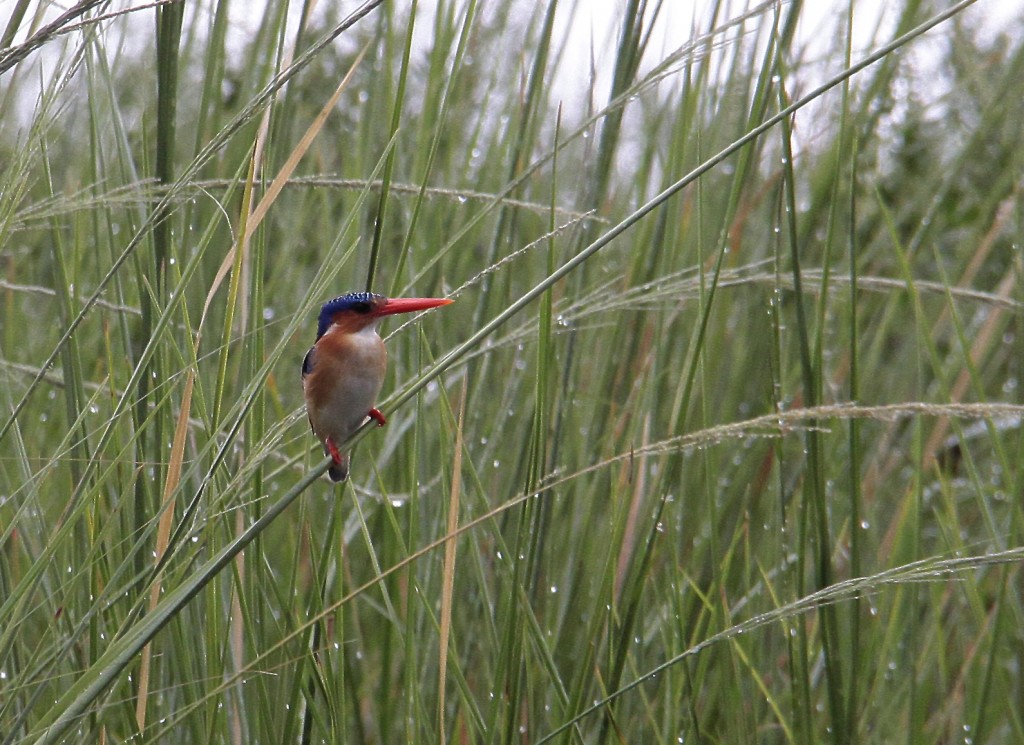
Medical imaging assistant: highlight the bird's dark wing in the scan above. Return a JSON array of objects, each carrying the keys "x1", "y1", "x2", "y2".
[{"x1": 302, "y1": 347, "x2": 315, "y2": 432}]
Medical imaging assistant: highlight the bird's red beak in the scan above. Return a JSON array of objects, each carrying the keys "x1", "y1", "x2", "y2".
[{"x1": 376, "y1": 297, "x2": 453, "y2": 317}]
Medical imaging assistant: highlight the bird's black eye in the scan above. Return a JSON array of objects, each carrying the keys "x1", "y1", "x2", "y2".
[{"x1": 352, "y1": 302, "x2": 372, "y2": 314}]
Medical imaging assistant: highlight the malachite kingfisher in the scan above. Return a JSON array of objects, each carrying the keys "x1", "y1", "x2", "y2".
[{"x1": 302, "y1": 291, "x2": 453, "y2": 482}]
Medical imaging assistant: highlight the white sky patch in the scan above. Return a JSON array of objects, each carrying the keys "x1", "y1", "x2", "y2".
[{"x1": 546, "y1": 0, "x2": 1021, "y2": 113}]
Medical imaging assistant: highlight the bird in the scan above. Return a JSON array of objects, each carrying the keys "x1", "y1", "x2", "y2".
[{"x1": 302, "y1": 291, "x2": 453, "y2": 481}]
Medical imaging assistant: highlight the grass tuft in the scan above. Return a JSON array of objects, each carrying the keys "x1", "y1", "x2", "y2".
[{"x1": 2, "y1": 0, "x2": 1023, "y2": 742}]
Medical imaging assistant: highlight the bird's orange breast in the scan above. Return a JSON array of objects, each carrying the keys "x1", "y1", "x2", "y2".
[{"x1": 303, "y1": 326, "x2": 387, "y2": 443}]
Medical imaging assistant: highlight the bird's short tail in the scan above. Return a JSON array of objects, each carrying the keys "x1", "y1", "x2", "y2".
[{"x1": 327, "y1": 451, "x2": 349, "y2": 482}]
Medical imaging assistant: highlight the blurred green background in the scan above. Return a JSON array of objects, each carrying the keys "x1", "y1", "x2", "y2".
[{"x1": 2, "y1": 0, "x2": 1023, "y2": 742}]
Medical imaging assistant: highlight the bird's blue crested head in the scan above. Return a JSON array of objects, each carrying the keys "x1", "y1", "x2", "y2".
[{"x1": 316, "y1": 292, "x2": 385, "y2": 339}]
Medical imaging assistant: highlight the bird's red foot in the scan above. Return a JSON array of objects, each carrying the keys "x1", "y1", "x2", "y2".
[
  {"x1": 368, "y1": 407, "x2": 387, "y2": 427},
  {"x1": 325, "y1": 437, "x2": 343, "y2": 465}
]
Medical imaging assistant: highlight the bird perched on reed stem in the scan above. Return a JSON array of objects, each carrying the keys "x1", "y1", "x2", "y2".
[{"x1": 302, "y1": 291, "x2": 453, "y2": 481}]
